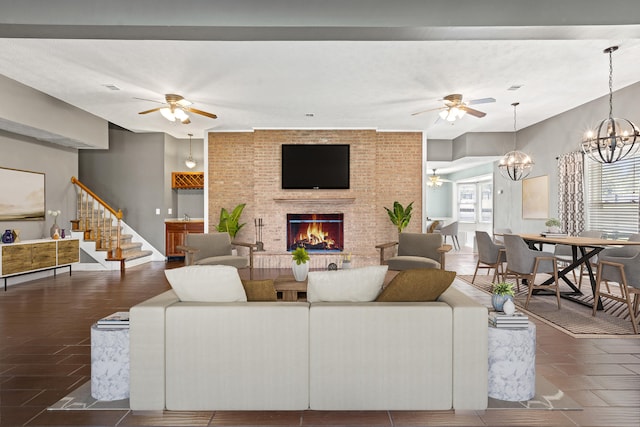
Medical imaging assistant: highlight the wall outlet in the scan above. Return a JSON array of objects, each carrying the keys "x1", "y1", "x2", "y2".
[
  {"x1": 168, "y1": 208, "x2": 172, "y2": 215},
  {"x1": 155, "y1": 208, "x2": 160, "y2": 215}
]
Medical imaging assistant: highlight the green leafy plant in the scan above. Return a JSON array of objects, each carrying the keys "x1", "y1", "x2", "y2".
[
  {"x1": 384, "y1": 201, "x2": 414, "y2": 234},
  {"x1": 492, "y1": 282, "x2": 515, "y2": 296},
  {"x1": 291, "y1": 247, "x2": 310, "y2": 265},
  {"x1": 545, "y1": 218, "x2": 562, "y2": 227},
  {"x1": 214, "y1": 203, "x2": 246, "y2": 239}
]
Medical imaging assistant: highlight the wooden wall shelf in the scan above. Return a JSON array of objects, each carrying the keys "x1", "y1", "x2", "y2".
[
  {"x1": 172, "y1": 172, "x2": 204, "y2": 189},
  {"x1": 273, "y1": 197, "x2": 355, "y2": 204}
]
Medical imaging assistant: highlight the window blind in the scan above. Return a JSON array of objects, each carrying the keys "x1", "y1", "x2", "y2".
[{"x1": 586, "y1": 153, "x2": 640, "y2": 239}]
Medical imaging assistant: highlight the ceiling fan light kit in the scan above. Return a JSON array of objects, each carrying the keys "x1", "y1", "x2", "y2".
[
  {"x1": 581, "y1": 46, "x2": 640, "y2": 164},
  {"x1": 498, "y1": 102, "x2": 534, "y2": 181}
]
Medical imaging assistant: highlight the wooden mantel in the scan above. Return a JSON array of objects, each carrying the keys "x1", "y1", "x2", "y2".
[{"x1": 273, "y1": 197, "x2": 355, "y2": 204}]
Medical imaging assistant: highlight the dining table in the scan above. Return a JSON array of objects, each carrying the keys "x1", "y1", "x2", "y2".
[{"x1": 517, "y1": 233, "x2": 640, "y2": 310}]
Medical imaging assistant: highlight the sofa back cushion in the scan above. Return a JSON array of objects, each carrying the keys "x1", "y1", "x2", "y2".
[
  {"x1": 307, "y1": 265, "x2": 388, "y2": 302},
  {"x1": 164, "y1": 265, "x2": 247, "y2": 302},
  {"x1": 376, "y1": 268, "x2": 456, "y2": 302}
]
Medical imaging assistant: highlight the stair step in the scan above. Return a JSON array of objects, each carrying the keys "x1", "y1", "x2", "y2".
[{"x1": 123, "y1": 250, "x2": 153, "y2": 261}]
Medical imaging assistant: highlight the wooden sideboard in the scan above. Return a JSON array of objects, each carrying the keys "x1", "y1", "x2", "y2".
[
  {"x1": 1, "y1": 238, "x2": 80, "y2": 290},
  {"x1": 165, "y1": 221, "x2": 204, "y2": 258}
]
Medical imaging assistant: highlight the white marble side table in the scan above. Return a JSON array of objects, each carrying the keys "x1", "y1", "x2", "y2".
[
  {"x1": 487, "y1": 321, "x2": 536, "y2": 401},
  {"x1": 90, "y1": 324, "x2": 130, "y2": 401}
]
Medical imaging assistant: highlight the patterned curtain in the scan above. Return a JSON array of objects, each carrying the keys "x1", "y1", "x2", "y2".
[{"x1": 557, "y1": 151, "x2": 585, "y2": 236}]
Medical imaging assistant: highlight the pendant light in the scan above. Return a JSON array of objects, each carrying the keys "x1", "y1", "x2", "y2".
[
  {"x1": 427, "y1": 169, "x2": 443, "y2": 187},
  {"x1": 498, "y1": 102, "x2": 533, "y2": 181},
  {"x1": 185, "y1": 133, "x2": 196, "y2": 169},
  {"x1": 581, "y1": 46, "x2": 639, "y2": 163}
]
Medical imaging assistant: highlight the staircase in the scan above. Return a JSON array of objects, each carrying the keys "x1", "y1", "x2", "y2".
[{"x1": 70, "y1": 177, "x2": 163, "y2": 271}]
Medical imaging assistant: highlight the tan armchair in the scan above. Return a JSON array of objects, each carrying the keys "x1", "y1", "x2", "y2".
[
  {"x1": 376, "y1": 232, "x2": 452, "y2": 270},
  {"x1": 176, "y1": 232, "x2": 257, "y2": 278}
]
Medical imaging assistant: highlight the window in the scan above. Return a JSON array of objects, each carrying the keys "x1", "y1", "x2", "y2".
[
  {"x1": 586, "y1": 153, "x2": 640, "y2": 239},
  {"x1": 457, "y1": 179, "x2": 493, "y2": 223}
]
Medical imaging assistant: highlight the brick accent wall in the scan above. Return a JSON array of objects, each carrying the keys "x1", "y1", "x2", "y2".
[{"x1": 208, "y1": 129, "x2": 423, "y2": 268}]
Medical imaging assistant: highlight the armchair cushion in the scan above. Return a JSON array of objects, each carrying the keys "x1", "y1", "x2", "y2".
[
  {"x1": 241, "y1": 279, "x2": 277, "y2": 301},
  {"x1": 376, "y1": 269, "x2": 456, "y2": 302},
  {"x1": 307, "y1": 266, "x2": 388, "y2": 303},
  {"x1": 165, "y1": 265, "x2": 247, "y2": 302},
  {"x1": 186, "y1": 233, "x2": 232, "y2": 261}
]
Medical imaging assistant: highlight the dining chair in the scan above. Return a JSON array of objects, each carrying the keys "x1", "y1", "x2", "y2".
[
  {"x1": 493, "y1": 228, "x2": 512, "y2": 245},
  {"x1": 594, "y1": 243, "x2": 640, "y2": 334},
  {"x1": 472, "y1": 231, "x2": 506, "y2": 284},
  {"x1": 503, "y1": 234, "x2": 561, "y2": 309},
  {"x1": 437, "y1": 221, "x2": 460, "y2": 250}
]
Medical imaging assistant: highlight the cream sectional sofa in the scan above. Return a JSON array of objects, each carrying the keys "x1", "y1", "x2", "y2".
[{"x1": 129, "y1": 285, "x2": 488, "y2": 411}]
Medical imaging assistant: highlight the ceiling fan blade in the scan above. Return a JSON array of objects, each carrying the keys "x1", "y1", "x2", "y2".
[
  {"x1": 411, "y1": 106, "x2": 445, "y2": 116},
  {"x1": 138, "y1": 107, "x2": 163, "y2": 115},
  {"x1": 134, "y1": 96, "x2": 165, "y2": 104},
  {"x1": 184, "y1": 106, "x2": 217, "y2": 119},
  {"x1": 467, "y1": 97, "x2": 496, "y2": 105},
  {"x1": 461, "y1": 106, "x2": 486, "y2": 118}
]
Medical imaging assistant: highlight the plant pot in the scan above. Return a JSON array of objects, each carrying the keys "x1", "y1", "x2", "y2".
[
  {"x1": 547, "y1": 226, "x2": 561, "y2": 233},
  {"x1": 492, "y1": 294, "x2": 514, "y2": 312},
  {"x1": 292, "y1": 261, "x2": 309, "y2": 282}
]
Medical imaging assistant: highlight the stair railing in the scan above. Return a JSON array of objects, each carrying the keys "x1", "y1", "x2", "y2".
[{"x1": 70, "y1": 177, "x2": 123, "y2": 259}]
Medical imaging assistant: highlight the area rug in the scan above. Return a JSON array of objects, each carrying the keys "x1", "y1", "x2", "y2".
[
  {"x1": 48, "y1": 381, "x2": 129, "y2": 411},
  {"x1": 458, "y1": 274, "x2": 640, "y2": 338},
  {"x1": 49, "y1": 377, "x2": 579, "y2": 411}
]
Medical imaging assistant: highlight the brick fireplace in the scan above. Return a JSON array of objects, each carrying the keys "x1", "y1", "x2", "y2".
[{"x1": 286, "y1": 213, "x2": 344, "y2": 252}]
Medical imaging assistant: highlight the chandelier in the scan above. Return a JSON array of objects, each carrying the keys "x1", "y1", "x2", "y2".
[
  {"x1": 581, "y1": 46, "x2": 639, "y2": 164},
  {"x1": 185, "y1": 133, "x2": 197, "y2": 169},
  {"x1": 498, "y1": 102, "x2": 534, "y2": 181},
  {"x1": 427, "y1": 169, "x2": 443, "y2": 187}
]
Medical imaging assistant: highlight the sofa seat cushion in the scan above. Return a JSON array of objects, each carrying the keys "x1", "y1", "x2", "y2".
[
  {"x1": 241, "y1": 279, "x2": 277, "y2": 301},
  {"x1": 194, "y1": 255, "x2": 249, "y2": 269},
  {"x1": 307, "y1": 265, "x2": 388, "y2": 302},
  {"x1": 164, "y1": 265, "x2": 247, "y2": 302},
  {"x1": 387, "y1": 255, "x2": 440, "y2": 271},
  {"x1": 376, "y1": 269, "x2": 456, "y2": 302}
]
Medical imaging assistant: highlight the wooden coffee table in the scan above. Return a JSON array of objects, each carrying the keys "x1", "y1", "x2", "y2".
[{"x1": 274, "y1": 275, "x2": 307, "y2": 301}]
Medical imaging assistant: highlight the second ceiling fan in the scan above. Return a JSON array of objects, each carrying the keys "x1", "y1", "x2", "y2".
[
  {"x1": 138, "y1": 93, "x2": 217, "y2": 124},
  {"x1": 412, "y1": 94, "x2": 495, "y2": 122}
]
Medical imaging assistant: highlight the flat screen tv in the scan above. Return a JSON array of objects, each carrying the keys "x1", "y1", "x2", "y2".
[{"x1": 281, "y1": 144, "x2": 350, "y2": 189}]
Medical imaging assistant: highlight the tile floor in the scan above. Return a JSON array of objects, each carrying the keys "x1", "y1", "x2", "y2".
[{"x1": 0, "y1": 249, "x2": 639, "y2": 426}]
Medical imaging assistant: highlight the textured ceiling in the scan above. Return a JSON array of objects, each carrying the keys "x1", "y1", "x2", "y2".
[{"x1": 1, "y1": 1, "x2": 639, "y2": 149}]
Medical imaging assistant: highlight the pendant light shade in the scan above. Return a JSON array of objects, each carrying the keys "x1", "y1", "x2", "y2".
[
  {"x1": 498, "y1": 102, "x2": 534, "y2": 181},
  {"x1": 427, "y1": 169, "x2": 443, "y2": 187},
  {"x1": 581, "y1": 46, "x2": 640, "y2": 163},
  {"x1": 185, "y1": 133, "x2": 196, "y2": 169}
]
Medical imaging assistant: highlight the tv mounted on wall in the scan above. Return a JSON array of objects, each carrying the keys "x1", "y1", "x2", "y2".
[{"x1": 281, "y1": 144, "x2": 350, "y2": 189}]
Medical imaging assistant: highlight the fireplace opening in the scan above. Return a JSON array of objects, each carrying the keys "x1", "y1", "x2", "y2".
[{"x1": 287, "y1": 213, "x2": 344, "y2": 252}]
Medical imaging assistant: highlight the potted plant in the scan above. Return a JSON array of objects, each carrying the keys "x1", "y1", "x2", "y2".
[
  {"x1": 491, "y1": 282, "x2": 515, "y2": 311},
  {"x1": 545, "y1": 218, "x2": 562, "y2": 233},
  {"x1": 291, "y1": 246, "x2": 310, "y2": 281},
  {"x1": 384, "y1": 201, "x2": 414, "y2": 234},
  {"x1": 215, "y1": 203, "x2": 246, "y2": 239}
]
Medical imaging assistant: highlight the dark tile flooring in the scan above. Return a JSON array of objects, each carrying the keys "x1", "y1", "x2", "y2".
[{"x1": 0, "y1": 252, "x2": 639, "y2": 426}]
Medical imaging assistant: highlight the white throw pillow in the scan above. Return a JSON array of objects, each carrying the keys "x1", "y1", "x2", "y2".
[
  {"x1": 307, "y1": 265, "x2": 388, "y2": 302},
  {"x1": 164, "y1": 265, "x2": 247, "y2": 302}
]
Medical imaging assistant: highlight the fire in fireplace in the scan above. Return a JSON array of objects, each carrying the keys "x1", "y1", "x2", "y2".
[{"x1": 287, "y1": 213, "x2": 344, "y2": 252}]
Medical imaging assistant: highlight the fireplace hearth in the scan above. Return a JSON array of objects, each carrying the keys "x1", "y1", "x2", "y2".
[{"x1": 287, "y1": 213, "x2": 344, "y2": 252}]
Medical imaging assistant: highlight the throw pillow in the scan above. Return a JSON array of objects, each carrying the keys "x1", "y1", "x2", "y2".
[
  {"x1": 375, "y1": 268, "x2": 456, "y2": 302},
  {"x1": 164, "y1": 265, "x2": 247, "y2": 302},
  {"x1": 241, "y1": 279, "x2": 277, "y2": 301},
  {"x1": 307, "y1": 265, "x2": 388, "y2": 302}
]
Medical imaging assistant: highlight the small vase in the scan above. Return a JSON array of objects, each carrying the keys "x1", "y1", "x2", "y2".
[
  {"x1": 2, "y1": 229, "x2": 14, "y2": 244},
  {"x1": 60, "y1": 229, "x2": 66, "y2": 239},
  {"x1": 503, "y1": 298, "x2": 516, "y2": 315},
  {"x1": 50, "y1": 222, "x2": 60, "y2": 239},
  {"x1": 492, "y1": 294, "x2": 513, "y2": 312},
  {"x1": 292, "y1": 261, "x2": 309, "y2": 282},
  {"x1": 342, "y1": 261, "x2": 351, "y2": 270}
]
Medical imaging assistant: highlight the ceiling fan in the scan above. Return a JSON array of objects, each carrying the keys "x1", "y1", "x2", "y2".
[
  {"x1": 138, "y1": 94, "x2": 217, "y2": 124},
  {"x1": 412, "y1": 94, "x2": 496, "y2": 122}
]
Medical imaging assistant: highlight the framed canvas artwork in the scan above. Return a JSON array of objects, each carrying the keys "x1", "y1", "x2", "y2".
[
  {"x1": 522, "y1": 175, "x2": 549, "y2": 219},
  {"x1": 0, "y1": 167, "x2": 46, "y2": 221}
]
